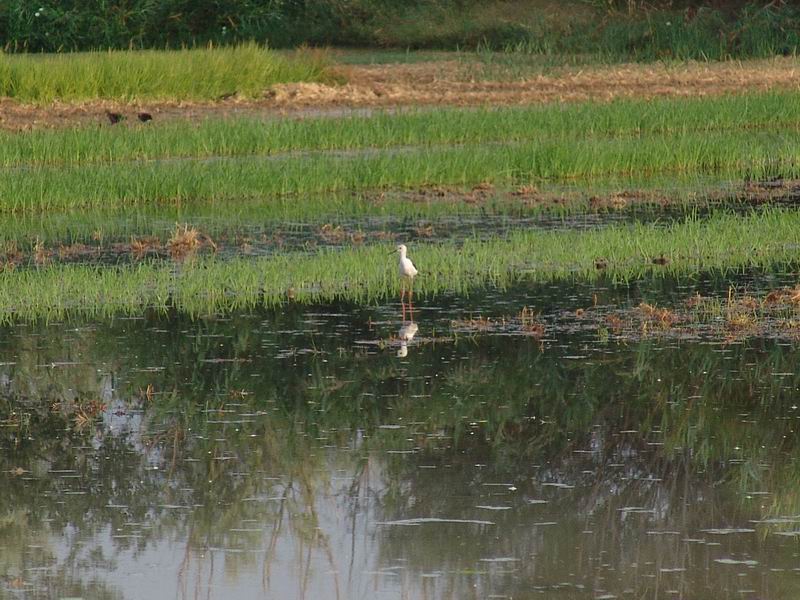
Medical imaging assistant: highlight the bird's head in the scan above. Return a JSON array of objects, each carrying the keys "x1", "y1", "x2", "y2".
[{"x1": 396, "y1": 244, "x2": 407, "y2": 254}]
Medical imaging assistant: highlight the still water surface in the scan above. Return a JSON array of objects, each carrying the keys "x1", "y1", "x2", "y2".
[{"x1": 2, "y1": 278, "x2": 800, "y2": 599}]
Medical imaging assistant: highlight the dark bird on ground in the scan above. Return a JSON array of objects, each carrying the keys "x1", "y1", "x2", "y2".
[
  {"x1": 137, "y1": 112, "x2": 153, "y2": 123},
  {"x1": 652, "y1": 253, "x2": 669, "y2": 266},
  {"x1": 105, "y1": 111, "x2": 125, "y2": 125}
]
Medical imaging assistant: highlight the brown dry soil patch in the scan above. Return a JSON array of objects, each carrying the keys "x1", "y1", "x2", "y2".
[{"x1": 2, "y1": 58, "x2": 800, "y2": 131}]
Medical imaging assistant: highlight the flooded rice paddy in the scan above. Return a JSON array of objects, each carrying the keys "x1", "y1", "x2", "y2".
[
  {"x1": 3, "y1": 272, "x2": 800, "y2": 600},
  {"x1": 8, "y1": 78, "x2": 800, "y2": 600}
]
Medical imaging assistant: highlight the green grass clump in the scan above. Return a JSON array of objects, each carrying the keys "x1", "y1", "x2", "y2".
[
  {"x1": 0, "y1": 44, "x2": 332, "y2": 102},
  {"x1": 3, "y1": 126, "x2": 799, "y2": 213},
  {"x1": 4, "y1": 92, "x2": 800, "y2": 167},
  {"x1": 0, "y1": 208, "x2": 797, "y2": 321}
]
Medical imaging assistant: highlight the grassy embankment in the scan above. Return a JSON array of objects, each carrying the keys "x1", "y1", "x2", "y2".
[
  {"x1": 0, "y1": 209, "x2": 797, "y2": 321},
  {"x1": 0, "y1": 43, "x2": 333, "y2": 103},
  {"x1": 2, "y1": 91, "x2": 800, "y2": 215}
]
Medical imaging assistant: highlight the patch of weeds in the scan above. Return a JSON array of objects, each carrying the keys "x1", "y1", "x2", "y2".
[
  {"x1": 168, "y1": 224, "x2": 216, "y2": 260},
  {"x1": 130, "y1": 236, "x2": 163, "y2": 260},
  {"x1": 33, "y1": 238, "x2": 50, "y2": 266},
  {"x1": 451, "y1": 306, "x2": 545, "y2": 337}
]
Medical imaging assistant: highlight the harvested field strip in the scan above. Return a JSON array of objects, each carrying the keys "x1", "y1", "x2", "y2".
[
  {"x1": 4, "y1": 92, "x2": 800, "y2": 167},
  {"x1": 0, "y1": 44, "x2": 333, "y2": 103},
  {"x1": 264, "y1": 58, "x2": 800, "y2": 109},
  {"x1": 4, "y1": 128, "x2": 800, "y2": 213},
  {"x1": 0, "y1": 209, "x2": 797, "y2": 321}
]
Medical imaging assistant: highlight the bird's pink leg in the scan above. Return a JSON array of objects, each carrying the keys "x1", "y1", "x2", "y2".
[
  {"x1": 400, "y1": 281, "x2": 406, "y2": 321},
  {"x1": 408, "y1": 281, "x2": 414, "y2": 321}
]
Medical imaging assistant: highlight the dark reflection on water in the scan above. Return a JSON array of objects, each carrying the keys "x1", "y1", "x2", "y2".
[{"x1": 2, "y1": 275, "x2": 800, "y2": 599}]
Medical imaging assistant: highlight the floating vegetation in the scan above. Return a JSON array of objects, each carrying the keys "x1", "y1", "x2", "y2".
[
  {"x1": 48, "y1": 397, "x2": 107, "y2": 432},
  {"x1": 586, "y1": 286, "x2": 800, "y2": 342},
  {"x1": 443, "y1": 286, "x2": 800, "y2": 343},
  {"x1": 637, "y1": 302, "x2": 678, "y2": 324},
  {"x1": 141, "y1": 383, "x2": 155, "y2": 402},
  {"x1": 451, "y1": 306, "x2": 545, "y2": 337}
]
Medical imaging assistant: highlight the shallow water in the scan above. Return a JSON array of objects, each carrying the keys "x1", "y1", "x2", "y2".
[
  {"x1": 3, "y1": 205, "x2": 668, "y2": 268},
  {"x1": 6, "y1": 178, "x2": 799, "y2": 268},
  {"x1": 1, "y1": 275, "x2": 800, "y2": 599}
]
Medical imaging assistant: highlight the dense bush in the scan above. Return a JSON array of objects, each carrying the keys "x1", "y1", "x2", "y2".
[
  {"x1": 1, "y1": 0, "x2": 799, "y2": 61},
  {"x1": 0, "y1": 0, "x2": 414, "y2": 50}
]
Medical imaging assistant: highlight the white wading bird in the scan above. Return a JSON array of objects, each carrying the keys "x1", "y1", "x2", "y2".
[{"x1": 393, "y1": 244, "x2": 418, "y2": 320}]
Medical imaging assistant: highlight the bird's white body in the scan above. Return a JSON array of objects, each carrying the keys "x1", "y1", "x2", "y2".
[
  {"x1": 397, "y1": 244, "x2": 418, "y2": 280},
  {"x1": 394, "y1": 244, "x2": 417, "y2": 322}
]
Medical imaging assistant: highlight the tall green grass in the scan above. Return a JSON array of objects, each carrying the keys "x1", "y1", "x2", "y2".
[
  {"x1": 3, "y1": 127, "x2": 798, "y2": 213},
  {"x1": 1, "y1": 209, "x2": 797, "y2": 321},
  {"x1": 0, "y1": 44, "x2": 332, "y2": 102},
  {"x1": 4, "y1": 92, "x2": 800, "y2": 166}
]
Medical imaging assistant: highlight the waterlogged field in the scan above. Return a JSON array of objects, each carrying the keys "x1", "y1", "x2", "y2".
[
  {"x1": 5, "y1": 278, "x2": 800, "y2": 599},
  {"x1": 3, "y1": 54, "x2": 800, "y2": 599}
]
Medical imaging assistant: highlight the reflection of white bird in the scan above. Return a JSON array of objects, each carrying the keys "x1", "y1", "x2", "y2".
[
  {"x1": 397, "y1": 321, "x2": 419, "y2": 358},
  {"x1": 395, "y1": 244, "x2": 418, "y2": 320}
]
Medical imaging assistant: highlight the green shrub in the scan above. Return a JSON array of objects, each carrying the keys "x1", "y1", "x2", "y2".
[{"x1": 0, "y1": 0, "x2": 799, "y2": 61}]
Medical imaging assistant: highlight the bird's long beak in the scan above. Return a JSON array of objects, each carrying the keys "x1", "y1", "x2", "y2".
[{"x1": 387, "y1": 249, "x2": 395, "y2": 255}]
